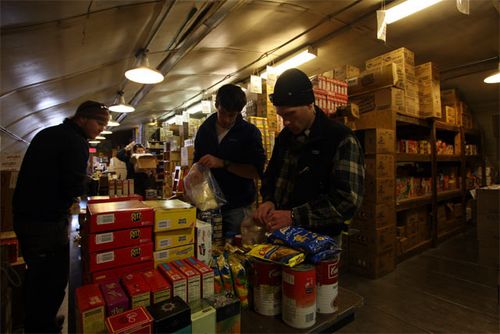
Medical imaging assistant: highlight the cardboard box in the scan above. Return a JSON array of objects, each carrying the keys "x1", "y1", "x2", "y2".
[
  {"x1": 143, "y1": 199, "x2": 196, "y2": 233},
  {"x1": 122, "y1": 272, "x2": 151, "y2": 309},
  {"x1": 190, "y1": 299, "x2": 216, "y2": 334},
  {"x1": 348, "y1": 64, "x2": 403, "y2": 95},
  {"x1": 195, "y1": 220, "x2": 213, "y2": 265},
  {"x1": 349, "y1": 244, "x2": 395, "y2": 279},
  {"x1": 349, "y1": 225, "x2": 396, "y2": 253},
  {"x1": 354, "y1": 202, "x2": 396, "y2": 229},
  {"x1": 86, "y1": 200, "x2": 154, "y2": 234},
  {"x1": 154, "y1": 228, "x2": 195, "y2": 251},
  {"x1": 184, "y1": 257, "x2": 215, "y2": 299},
  {"x1": 84, "y1": 226, "x2": 153, "y2": 253},
  {"x1": 87, "y1": 194, "x2": 143, "y2": 204},
  {"x1": 362, "y1": 129, "x2": 395, "y2": 154},
  {"x1": 87, "y1": 260, "x2": 154, "y2": 284},
  {"x1": 99, "y1": 281, "x2": 129, "y2": 316},
  {"x1": 363, "y1": 177, "x2": 395, "y2": 204},
  {"x1": 365, "y1": 154, "x2": 395, "y2": 179},
  {"x1": 153, "y1": 244, "x2": 195, "y2": 267},
  {"x1": 147, "y1": 296, "x2": 192, "y2": 333},
  {"x1": 476, "y1": 186, "x2": 500, "y2": 240},
  {"x1": 157, "y1": 262, "x2": 188, "y2": 302},
  {"x1": 350, "y1": 87, "x2": 405, "y2": 115},
  {"x1": 333, "y1": 64, "x2": 360, "y2": 80},
  {"x1": 441, "y1": 88, "x2": 461, "y2": 106},
  {"x1": 105, "y1": 306, "x2": 153, "y2": 334},
  {"x1": 172, "y1": 259, "x2": 201, "y2": 303},
  {"x1": 415, "y1": 62, "x2": 440, "y2": 82},
  {"x1": 207, "y1": 296, "x2": 241, "y2": 334},
  {"x1": 132, "y1": 154, "x2": 157, "y2": 172},
  {"x1": 86, "y1": 242, "x2": 153, "y2": 273},
  {"x1": 354, "y1": 109, "x2": 397, "y2": 130},
  {"x1": 76, "y1": 284, "x2": 106, "y2": 334},
  {"x1": 142, "y1": 270, "x2": 172, "y2": 304},
  {"x1": 181, "y1": 146, "x2": 195, "y2": 167},
  {"x1": 365, "y1": 47, "x2": 415, "y2": 68}
]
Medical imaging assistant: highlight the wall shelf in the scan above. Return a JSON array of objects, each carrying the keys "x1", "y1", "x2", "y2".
[
  {"x1": 436, "y1": 155, "x2": 461, "y2": 162},
  {"x1": 396, "y1": 195, "x2": 432, "y2": 212},
  {"x1": 396, "y1": 154, "x2": 432, "y2": 162},
  {"x1": 437, "y1": 189, "x2": 463, "y2": 201}
]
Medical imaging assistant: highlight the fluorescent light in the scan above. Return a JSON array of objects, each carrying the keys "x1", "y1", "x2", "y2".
[
  {"x1": 109, "y1": 92, "x2": 135, "y2": 113},
  {"x1": 187, "y1": 102, "x2": 202, "y2": 114},
  {"x1": 108, "y1": 120, "x2": 120, "y2": 127},
  {"x1": 101, "y1": 130, "x2": 112, "y2": 135},
  {"x1": 125, "y1": 50, "x2": 164, "y2": 84},
  {"x1": 261, "y1": 47, "x2": 317, "y2": 79},
  {"x1": 95, "y1": 136, "x2": 106, "y2": 140},
  {"x1": 385, "y1": 0, "x2": 442, "y2": 24}
]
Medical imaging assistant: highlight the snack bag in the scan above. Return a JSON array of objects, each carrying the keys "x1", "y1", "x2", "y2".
[
  {"x1": 227, "y1": 254, "x2": 249, "y2": 308},
  {"x1": 268, "y1": 226, "x2": 339, "y2": 255},
  {"x1": 184, "y1": 162, "x2": 226, "y2": 211},
  {"x1": 248, "y1": 244, "x2": 305, "y2": 267}
]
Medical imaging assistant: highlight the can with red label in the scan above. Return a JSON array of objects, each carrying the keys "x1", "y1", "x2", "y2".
[
  {"x1": 282, "y1": 264, "x2": 316, "y2": 329},
  {"x1": 251, "y1": 258, "x2": 282, "y2": 316},
  {"x1": 316, "y1": 256, "x2": 339, "y2": 314}
]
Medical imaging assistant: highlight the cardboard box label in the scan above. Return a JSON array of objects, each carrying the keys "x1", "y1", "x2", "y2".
[{"x1": 97, "y1": 214, "x2": 115, "y2": 225}]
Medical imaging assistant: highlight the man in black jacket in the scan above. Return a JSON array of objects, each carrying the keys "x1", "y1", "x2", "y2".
[
  {"x1": 13, "y1": 100, "x2": 110, "y2": 333},
  {"x1": 193, "y1": 84, "x2": 266, "y2": 236}
]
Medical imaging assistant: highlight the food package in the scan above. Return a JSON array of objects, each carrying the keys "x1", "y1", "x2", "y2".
[{"x1": 183, "y1": 163, "x2": 226, "y2": 211}]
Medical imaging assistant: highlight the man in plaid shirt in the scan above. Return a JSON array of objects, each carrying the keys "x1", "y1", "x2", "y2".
[{"x1": 254, "y1": 68, "x2": 365, "y2": 237}]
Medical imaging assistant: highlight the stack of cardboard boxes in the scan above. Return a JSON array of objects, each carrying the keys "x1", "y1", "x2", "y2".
[{"x1": 350, "y1": 129, "x2": 397, "y2": 278}]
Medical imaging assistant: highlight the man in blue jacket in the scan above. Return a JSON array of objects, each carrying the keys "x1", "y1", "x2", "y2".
[
  {"x1": 13, "y1": 100, "x2": 110, "y2": 333},
  {"x1": 194, "y1": 84, "x2": 266, "y2": 236}
]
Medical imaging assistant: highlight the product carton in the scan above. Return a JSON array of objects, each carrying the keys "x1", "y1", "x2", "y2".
[
  {"x1": 157, "y1": 262, "x2": 188, "y2": 302},
  {"x1": 153, "y1": 244, "x2": 195, "y2": 267},
  {"x1": 105, "y1": 306, "x2": 153, "y2": 334},
  {"x1": 146, "y1": 296, "x2": 192, "y2": 334},
  {"x1": 86, "y1": 200, "x2": 154, "y2": 234},
  {"x1": 143, "y1": 199, "x2": 196, "y2": 232},
  {"x1": 207, "y1": 295, "x2": 241, "y2": 334},
  {"x1": 87, "y1": 194, "x2": 143, "y2": 204},
  {"x1": 84, "y1": 226, "x2": 153, "y2": 253},
  {"x1": 131, "y1": 154, "x2": 157, "y2": 172},
  {"x1": 142, "y1": 269, "x2": 172, "y2": 304},
  {"x1": 348, "y1": 63, "x2": 403, "y2": 95},
  {"x1": 190, "y1": 299, "x2": 216, "y2": 334},
  {"x1": 350, "y1": 87, "x2": 405, "y2": 115},
  {"x1": 363, "y1": 177, "x2": 395, "y2": 204},
  {"x1": 184, "y1": 257, "x2": 215, "y2": 299},
  {"x1": 365, "y1": 154, "x2": 395, "y2": 179},
  {"x1": 195, "y1": 220, "x2": 213, "y2": 265},
  {"x1": 349, "y1": 243, "x2": 395, "y2": 279},
  {"x1": 361, "y1": 129, "x2": 395, "y2": 154},
  {"x1": 172, "y1": 259, "x2": 201, "y2": 303},
  {"x1": 333, "y1": 64, "x2": 360, "y2": 80},
  {"x1": 354, "y1": 202, "x2": 396, "y2": 229},
  {"x1": 154, "y1": 228, "x2": 195, "y2": 251},
  {"x1": 355, "y1": 109, "x2": 397, "y2": 130},
  {"x1": 87, "y1": 260, "x2": 154, "y2": 284},
  {"x1": 349, "y1": 225, "x2": 396, "y2": 254},
  {"x1": 99, "y1": 281, "x2": 129, "y2": 316},
  {"x1": 122, "y1": 272, "x2": 151, "y2": 309},
  {"x1": 76, "y1": 284, "x2": 106, "y2": 334},
  {"x1": 86, "y1": 242, "x2": 153, "y2": 273},
  {"x1": 365, "y1": 47, "x2": 415, "y2": 68}
]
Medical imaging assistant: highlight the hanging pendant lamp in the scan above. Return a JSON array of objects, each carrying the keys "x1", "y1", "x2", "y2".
[
  {"x1": 109, "y1": 91, "x2": 135, "y2": 113},
  {"x1": 125, "y1": 49, "x2": 164, "y2": 84}
]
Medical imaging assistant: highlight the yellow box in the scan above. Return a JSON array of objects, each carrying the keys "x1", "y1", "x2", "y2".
[
  {"x1": 153, "y1": 244, "x2": 195, "y2": 267},
  {"x1": 154, "y1": 227, "x2": 195, "y2": 251},
  {"x1": 143, "y1": 199, "x2": 196, "y2": 232}
]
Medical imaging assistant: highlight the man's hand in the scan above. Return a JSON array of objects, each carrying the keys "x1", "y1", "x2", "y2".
[
  {"x1": 198, "y1": 154, "x2": 224, "y2": 169},
  {"x1": 264, "y1": 210, "x2": 293, "y2": 232},
  {"x1": 125, "y1": 141, "x2": 136, "y2": 151},
  {"x1": 253, "y1": 201, "x2": 275, "y2": 225}
]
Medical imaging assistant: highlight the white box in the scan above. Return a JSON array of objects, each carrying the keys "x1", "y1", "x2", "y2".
[{"x1": 195, "y1": 220, "x2": 212, "y2": 265}]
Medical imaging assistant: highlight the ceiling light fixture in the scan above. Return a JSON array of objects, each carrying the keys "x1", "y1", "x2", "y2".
[
  {"x1": 95, "y1": 136, "x2": 106, "y2": 140},
  {"x1": 125, "y1": 49, "x2": 164, "y2": 84},
  {"x1": 109, "y1": 91, "x2": 135, "y2": 113},
  {"x1": 484, "y1": 64, "x2": 500, "y2": 84},
  {"x1": 88, "y1": 140, "x2": 100, "y2": 145},
  {"x1": 101, "y1": 130, "x2": 112, "y2": 135},
  {"x1": 108, "y1": 120, "x2": 120, "y2": 127},
  {"x1": 260, "y1": 47, "x2": 317, "y2": 79},
  {"x1": 384, "y1": 0, "x2": 442, "y2": 24}
]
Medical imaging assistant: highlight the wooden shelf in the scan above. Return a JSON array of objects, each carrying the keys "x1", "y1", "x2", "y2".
[
  {"x1": 396, "y1": 195, "x2": 432, "y2": 212},
  {"x1": 396, "y1": 114, "x2": 429, "y2": 127},
  {"x1": 435, "y1": 121, "x2": 460, "y2": 132},
  {"x1": 437, "y1": 189, "x2": 463, "y2": 201},
  {"x1": 397, "y1": 239, "x2": 432, "y2": 263},
  {"x1": 436, "y1": 155, "x2": 461, "y2": 162},
  {"x1": 397, "y1": 153, "x2": 432, "y2": 162}
]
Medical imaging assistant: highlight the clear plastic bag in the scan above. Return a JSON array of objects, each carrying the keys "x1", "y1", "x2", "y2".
[
  {"x1": 183, "y1": 162, "x2": 226, "y2": 211},
  {"x1": 240, "y1": 207, "x2": 266, "y2": 246}
]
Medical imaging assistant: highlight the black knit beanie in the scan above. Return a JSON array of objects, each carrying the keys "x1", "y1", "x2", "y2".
[
  {"x1": 75, "y1": 100, "x2": 110, "y2": 123},
  {"x1": 270, "y1": 68, "x2": 315, "y2": 107}
]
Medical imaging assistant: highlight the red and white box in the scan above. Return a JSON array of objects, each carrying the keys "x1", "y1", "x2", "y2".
[
  {"x1": 86, "y1": 242, "x2": 153, "y2": 273},
  {"x1": 76, "y1": 284, "x2": 106, "y2": 334},
  {"x1": 122, "y1": 272, "x2": 151, "y2": 309},
  {"x1": 172, "y1": 259, "x2": 201, "y2": 303},
  {"x1": 86, "y1": 200, "x2": 154, "y2": 233},
  {"x1": 184, "y1": 257, "x2": 214, "y2": 299},
  {"x1": 157, "y1": 262, "x2": 187, "y2": 302},
  {"x1": 105, "y1": 306, "x2": 153, "y2": 334},
  {"x1": 142, "y1": 269, "x2": 172, "y2": 304},
  {"x1": 84, "y1": 226, "x2": 153, "y2": 253},
  {"x1": 88, "y1": 260, "x2": 154, "y2": 284}
]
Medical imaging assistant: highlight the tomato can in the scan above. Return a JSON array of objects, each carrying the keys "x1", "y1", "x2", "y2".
[
  {"x1": 282, "y1": 264, "x2": 316, "y2": 329},
  {"x1": 251, "y1": 258, "x2": 282, "y2": 316},
  {"x1": 316, "y1": 256, "x2": 339, "y2": 314}
]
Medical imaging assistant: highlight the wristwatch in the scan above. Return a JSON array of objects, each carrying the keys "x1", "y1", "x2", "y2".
[{"x1": 223, "y1": 160, "x2": 231, "y2": 169}]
